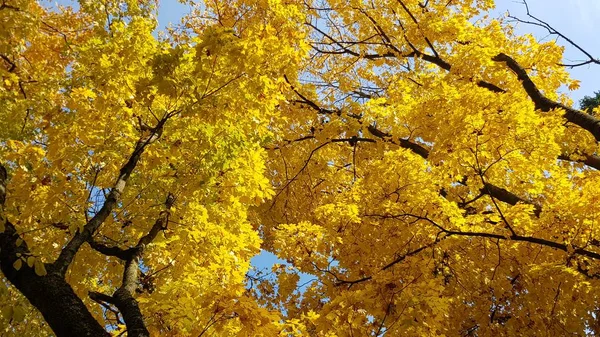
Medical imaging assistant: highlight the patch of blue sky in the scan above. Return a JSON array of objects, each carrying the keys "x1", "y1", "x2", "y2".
[
  {"x1": 494, "y1": 0, "x2": 600, "y2": 103},
  {"x1": 248, "y1": 249, "x2": 315, "y2": 292}
]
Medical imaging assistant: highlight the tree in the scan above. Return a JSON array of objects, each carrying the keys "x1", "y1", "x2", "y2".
[
  {"x1": 2, "y1": 0, "x2": 600, "y2": 337},
  {"x1": 0, "y1": 0, "x2": 306, "y2": 335},
  {"x1": 256, "y1": 0, "x2": 600, "y2": 336},
  {"x1": 580, "y1": 91, "x2": 600, "y2": 115}
]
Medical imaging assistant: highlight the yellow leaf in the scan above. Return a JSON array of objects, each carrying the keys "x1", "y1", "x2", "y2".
[
  {"x1": 1, "y1": 307, "x2": 13, "y2": 320},
  {"x1": 12, "y1": 306, "x2": 26, "y2": 322},
  {"x1": 568, "y1": 80, "x2": 580, "y2": 91},
  {"x1": 34, "y1": 259, "x2": 47, "y2": 276},
  {"x1": 13, "y1": 259, "x2": 22, "y2": 271}
]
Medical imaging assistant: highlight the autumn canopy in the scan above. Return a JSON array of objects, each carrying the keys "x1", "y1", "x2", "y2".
[{"x1": 1, "y1": 0, "x2": 600, "y2": 336}]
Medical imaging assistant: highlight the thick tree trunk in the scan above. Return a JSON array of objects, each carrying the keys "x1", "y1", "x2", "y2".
[
  {"x1": 0, "y1": 262, "x2": 110, "y2": 336},
  {"x1": 0, "y1": 119, "x2": 165, "y2": 335},
  {"x1": 0, "y1": 225, "x2": 110, "y2": 336},
  {"x1": 0, "y1": 165, "x2": 109, "y2": 336}
]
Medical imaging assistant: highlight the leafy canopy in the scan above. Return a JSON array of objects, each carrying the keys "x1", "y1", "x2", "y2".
[
  {"x1": 1, "y1": 0, "x2": 600, "y2": 336},
  {"x1": 1, "y1": 0, "x2": 305, "y2": 335},
  {"x1": 580, "y1": 91, "x2": 600, "y2": 115}
]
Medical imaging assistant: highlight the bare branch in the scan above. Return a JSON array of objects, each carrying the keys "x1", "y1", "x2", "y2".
[
  {"x1": 88, "y1": 239, "x2": 133, "y2": 260},
  {"x1": 508, "y1": 1, "x2": 600, "y2": 68}
]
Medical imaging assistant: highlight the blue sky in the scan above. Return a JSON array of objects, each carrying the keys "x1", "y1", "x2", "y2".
[{"x1": 495, "y1": 0, "x2": 600, "y2": 103}]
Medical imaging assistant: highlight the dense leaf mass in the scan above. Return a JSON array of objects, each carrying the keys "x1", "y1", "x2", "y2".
[{"x1": 1, "y1": 0, "x2": 600, "y2": 336}]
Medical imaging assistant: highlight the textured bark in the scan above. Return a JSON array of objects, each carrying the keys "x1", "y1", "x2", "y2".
[
  {"x1": 112, "y1": 285, "x2": 149, "y2": 337},
  {"x1": 1, "y1": 266, "x2": 111, "y2": 337},
  {"x1": 0, "y1": 165, "x2": 109, "y2": 337},
  {"x1": 0, "y1": 119, "x2": 166, "y2": 336}
]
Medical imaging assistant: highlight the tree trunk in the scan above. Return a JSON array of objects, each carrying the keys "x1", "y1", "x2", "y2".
[{"x1": 0, "y1": 165, "x2": 109, "y2": 336}]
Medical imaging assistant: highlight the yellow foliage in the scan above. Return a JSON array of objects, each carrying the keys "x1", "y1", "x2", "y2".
[{"x1": 1, "y1": 0, "x2": 600, "y2": 336}]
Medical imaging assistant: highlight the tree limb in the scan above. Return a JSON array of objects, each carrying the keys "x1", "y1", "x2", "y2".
[
  {"x1": 1, "y1": 164, "x2": 110, "y2": 336},
  {"x1": 53, "y1": 118, "x2": 167, "y2": 276},
  {"x1": 88, "y1": 239, "x2": 133, "y2": 260},
  {"x1": 493, "y1": 53, "x2": 600, "y2": 141},
  {"x1": 286, "y1": 80, "x2": 539, "y2": 214},
  {"x1": 106, "y1": 193, "x2": 175, "y2": 337},
  {"x1": 334, "y1": 214, "x2": 600, "y2": 286},
  {"x1": 508, "y1": 0, "x2": 600, "y2": 68},
  {"x1": 558, "y1": 153, "x2": 600, "y2": 170}
]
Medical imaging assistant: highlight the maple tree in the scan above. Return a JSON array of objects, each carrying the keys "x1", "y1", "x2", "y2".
[
  {"x1": 1, "y1": 0, "x2": 600, "y2": 336},
  {"x1": 258, "y1": 1, "x2": 600, "y2": 336},
  {"x1": 1, "y1": 0, "x2": 305, "y2": 335}
]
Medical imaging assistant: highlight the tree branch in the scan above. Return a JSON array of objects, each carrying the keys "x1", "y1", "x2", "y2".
[
  {"x1": 286, "y1": 80, "x2": 539, "y2": 213},
  {"x1": 106, "y1": 193, "x2": 175, "y2": 337},
  {"x1": 335, "y1": 236, "x2": 444, "y2": 286},
  {"x1": 88, "y1": 239, "x2": 133, "y2": 260},
  {"x1": 558, "y1": 153, "x2": 600, "y2": 170},
  {"x1": 508, "y1": 0, "x2": 600, "y2": 68},
  {"x1": 53, "y1": 118, "x2": 167, "y2": 275},
  {"x1": 334, "y1": 212, "x2": 600, "y2": 287},
  {"x1": 493, "y1": 53, "x2": 600, "y2": 141},
  {"x1": 481, "y1": 183, "x2": 542, "y2": 217},
  {"x1": 1, "y1": 164, "x2": 110, "y2": 336},
  {"x1": 307, "y1": 20, "x2": 505, "y2": 93}
]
